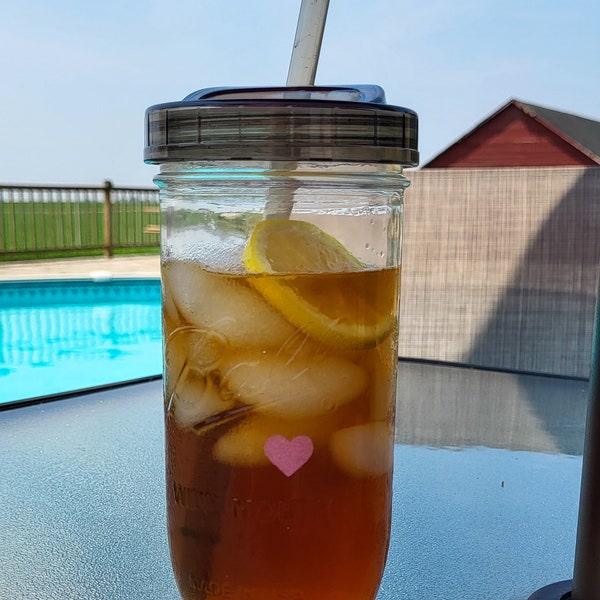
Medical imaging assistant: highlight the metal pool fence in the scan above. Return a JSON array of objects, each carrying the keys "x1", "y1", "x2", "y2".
[{"x1": 0, "y1": 181, "x2": 160, "y2": 258}]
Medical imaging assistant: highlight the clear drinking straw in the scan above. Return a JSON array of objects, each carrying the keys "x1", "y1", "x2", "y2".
[
  {"x1": 265, "y1": 0, "x2": 330, "y2": 219},
  {"x1": 287, "y1": 0, "x2": 330, "y2": 86}
]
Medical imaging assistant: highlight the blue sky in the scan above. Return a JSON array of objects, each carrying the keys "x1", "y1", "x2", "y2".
[{"x1": 1, "y1": 0, "x2": 599, "y2": 186}]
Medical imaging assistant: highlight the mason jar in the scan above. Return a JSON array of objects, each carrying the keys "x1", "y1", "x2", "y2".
[{"x1": 144, "y1": 85, "x2": 418, "y2": 600}]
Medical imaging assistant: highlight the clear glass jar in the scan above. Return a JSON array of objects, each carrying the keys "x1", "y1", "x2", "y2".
[{"x1": 146, "y1": 86, "x2": 418, "y2": 600}]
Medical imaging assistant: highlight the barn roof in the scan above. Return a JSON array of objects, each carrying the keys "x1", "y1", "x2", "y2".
[{"x1": 423, "y1": 99, "x2": 600, "y2": 167}]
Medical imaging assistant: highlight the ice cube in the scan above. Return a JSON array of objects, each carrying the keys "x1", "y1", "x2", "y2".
[
  {"x1": 164, "y1": 327, "x2": 228, "y2": 407},
  {"x1": 163, "y1": 261, "x2": 297, "y2": 348},
  {"x1": 362, "y1": 347, "x2": 397, "y2": 422},
  {"x1": 171, "y1": 371, "x2": 235, "y2": 429},
  {"x1": 212, "y1": 413, "x2": 331, "y2": 467},
  {"x1": 162, "y1": 279, "x2": 179, "y2": 323},
  {"x1": 212, "y1": 419, "x2": 272, "y2": 467},
  {"x1": 213, "y1": 411, "x2": 335, "y2": 467},
  {"x1": 330, "y1": 422, "x2": 393, "y2": 477},
  {"x1": 166, "y1": 326, "x2": 228, "y2": 375},
  {"x1": 220, "y1": 350, "x2": 368, "y2": 419}
]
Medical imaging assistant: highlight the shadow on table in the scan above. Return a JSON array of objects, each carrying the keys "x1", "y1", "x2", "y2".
[{"x1": 395, "y1": 360, "x2": 588, "y2": 456}]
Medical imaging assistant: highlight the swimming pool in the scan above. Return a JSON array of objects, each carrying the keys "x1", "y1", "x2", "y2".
[{"x1": 0, "y1": 278, "x2": 162, "y2": 406}]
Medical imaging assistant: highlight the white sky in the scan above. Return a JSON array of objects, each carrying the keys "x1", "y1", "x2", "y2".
[{"x1": 1, "y1": 0, "x2": 599, "y2": 186}]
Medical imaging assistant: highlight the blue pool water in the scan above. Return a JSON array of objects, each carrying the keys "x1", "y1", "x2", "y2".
[{"x1": 0, "y1": 278, "x2": 162, "y2": 405}]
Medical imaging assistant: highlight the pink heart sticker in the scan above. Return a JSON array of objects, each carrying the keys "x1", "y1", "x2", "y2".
[{"x1": 264, "y1": 435, "x2": 314, "y2": 477}]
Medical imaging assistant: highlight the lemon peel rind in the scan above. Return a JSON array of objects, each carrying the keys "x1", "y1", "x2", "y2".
[
  {"x1": 242, "y1": 219, "x2": 393, "y2": 349},
  {"x1": 243, "y1": 219, "x2": 363, "y2": 274},
  {"x1": 248, "y1": 277, "x2": 394, "y2": 349}
]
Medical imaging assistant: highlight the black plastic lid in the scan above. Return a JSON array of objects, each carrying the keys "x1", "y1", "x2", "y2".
[{"x1": 144, "y1": 85, "x2": 418, "y2": 165}]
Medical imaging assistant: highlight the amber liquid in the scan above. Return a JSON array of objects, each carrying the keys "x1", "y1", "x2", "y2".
[{"x1": 162, "y1": 263, "x2": 400, "y2": 600}]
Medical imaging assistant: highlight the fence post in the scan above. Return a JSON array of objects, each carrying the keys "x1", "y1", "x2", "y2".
[{"x1": 103, "y1": 179, "x2": 113, "y2": 258}]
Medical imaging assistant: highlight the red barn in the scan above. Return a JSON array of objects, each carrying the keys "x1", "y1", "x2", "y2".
[{"x1": 423, "y1": 99, "x2": 600, "y2": 168}]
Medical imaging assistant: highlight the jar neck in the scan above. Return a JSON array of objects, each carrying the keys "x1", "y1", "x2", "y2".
[{"x1": 155, "y1": 160, "x2": 408, "y2": 180}]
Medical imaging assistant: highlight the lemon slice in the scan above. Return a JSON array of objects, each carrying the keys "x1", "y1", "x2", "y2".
[
  {"x1": 244, "y1": 219, "x2": 363, "y2": 274},
  {"x1": 242, "y1": 219, "x2": 394, "y2": 348}
]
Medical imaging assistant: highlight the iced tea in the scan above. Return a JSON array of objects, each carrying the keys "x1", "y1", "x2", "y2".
[{"x1": 162, "y1": 259, "x2": 400, "y2": 600}]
